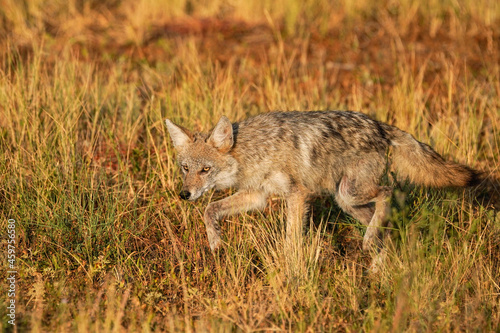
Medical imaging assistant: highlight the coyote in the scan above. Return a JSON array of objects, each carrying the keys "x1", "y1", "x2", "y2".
[{"x1": 165, "y1": 111, "x2": 479, "y2": 263}]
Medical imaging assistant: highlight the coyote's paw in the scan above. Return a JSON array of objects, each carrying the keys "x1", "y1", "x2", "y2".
[
  {"x1": 204, "y1": 216, "x2": 222, "y2": 252},
  {"x1": 206, "y1": 227, "x2": 222, "y2": 251},
  {"x1": 362, "y1": 227, "x2": 381, "y2": 252},
  {"x1": 369, "y1": 249, "x2": 387, "y2": 273},
  {"x1": 204, "y1": 205, "x2": 222, "y2": 252}
]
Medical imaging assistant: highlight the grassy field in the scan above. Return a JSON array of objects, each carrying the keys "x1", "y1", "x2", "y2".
[{"x1": 1, "y1": 0, "x2": 500, "y2": 331}]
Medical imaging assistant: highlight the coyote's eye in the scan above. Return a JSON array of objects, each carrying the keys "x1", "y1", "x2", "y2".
[
  {"x1": 201, "y1": 166, "x2": 211, "y2": 173},
  {"x1": 182, "y1": 165, "x2": 189, "y2": 172}
]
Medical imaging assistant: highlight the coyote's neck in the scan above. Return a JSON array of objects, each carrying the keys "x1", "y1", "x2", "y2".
[{"x1": 214, "y1": 156, "x2": 239, "y2": 190}]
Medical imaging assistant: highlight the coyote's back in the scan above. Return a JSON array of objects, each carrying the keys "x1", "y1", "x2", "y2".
[{"x1": 230, "y1": 111, "x2": 478, "y2": 193}]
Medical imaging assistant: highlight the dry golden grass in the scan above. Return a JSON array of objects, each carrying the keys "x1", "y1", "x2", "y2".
[{"x1": 0, "y1": 0, "x2": 499, "y2": 331}]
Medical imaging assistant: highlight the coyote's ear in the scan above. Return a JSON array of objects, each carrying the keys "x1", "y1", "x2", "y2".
[
  {"x1": 165, "y1": 119, "x2": 193, "y2": 149},
  {"x1": 208, "y1": 116, "x2": 233, "y2": 153}
]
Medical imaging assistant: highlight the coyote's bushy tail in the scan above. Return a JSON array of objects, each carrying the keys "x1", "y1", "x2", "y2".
[{"x1": 385, "y1": 125, "x2": 480, "y2": 188}]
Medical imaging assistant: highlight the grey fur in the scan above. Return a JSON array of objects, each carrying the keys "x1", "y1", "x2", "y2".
[{"x1": 165, "y1": 111, "x2": 479, "y2": 269}]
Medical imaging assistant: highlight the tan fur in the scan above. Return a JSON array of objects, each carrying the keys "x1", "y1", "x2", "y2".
[
  {"x1": 165, "y1": 111, "x2": 480, "y2": 270},
  {"x1": 386, "y1": 127, "x2": 479, "y2": 187}
]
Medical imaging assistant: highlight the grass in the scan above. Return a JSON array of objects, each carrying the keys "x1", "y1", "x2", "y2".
[{"x1": 0, "y1": 0, "x2": 499, "y2": 331}]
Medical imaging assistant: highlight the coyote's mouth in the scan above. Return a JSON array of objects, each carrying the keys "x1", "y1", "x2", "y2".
[{"x1": 180, "y1": 184, "x2": 215, "y2": 201}]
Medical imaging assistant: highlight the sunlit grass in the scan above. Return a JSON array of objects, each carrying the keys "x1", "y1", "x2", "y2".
[{"x1": 0, "y1": 0, "x2": 499, "y2": 331}]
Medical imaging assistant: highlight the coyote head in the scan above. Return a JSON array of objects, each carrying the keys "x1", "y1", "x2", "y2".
[{"x1": 165, "y1": 116, "x2": 238, "y2": 201}]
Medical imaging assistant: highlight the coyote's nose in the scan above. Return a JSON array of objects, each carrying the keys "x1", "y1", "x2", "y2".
[{"x1": 179, "y1": 190, "x2": 191, "y2": 200}]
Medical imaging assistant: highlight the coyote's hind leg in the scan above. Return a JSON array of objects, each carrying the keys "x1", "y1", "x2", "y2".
[{"x1": 335, "y1": 168, "x2": 393, "y2": 271}]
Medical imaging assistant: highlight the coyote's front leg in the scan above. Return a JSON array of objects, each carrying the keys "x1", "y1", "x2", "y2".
[
  {"x1": 284, "y1": 187, "x2": 311, "y2": 257},
  {"x1": 203, "y1": 190, "x2": 268, "y2": 251}
]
